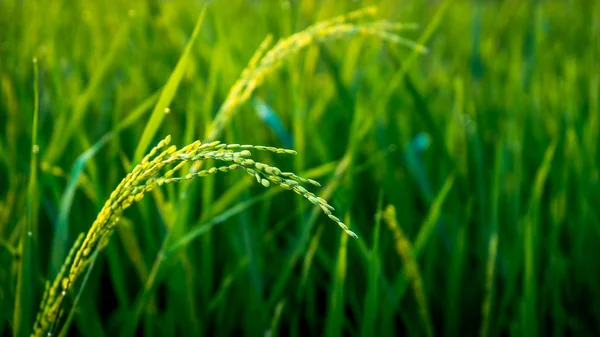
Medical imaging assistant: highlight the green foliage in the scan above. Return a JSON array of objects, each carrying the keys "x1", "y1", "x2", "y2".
[{"x1": 1, "y1": 0, "x2": 599, "y2": 336}]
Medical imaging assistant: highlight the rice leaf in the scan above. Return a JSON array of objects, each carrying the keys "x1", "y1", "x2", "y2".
[
  {"x1": 132, "y1": 6, "x2": 207, "y2": 165},
  {"x1": 13, "y1": 57, "x2": 40, "y2": 337}
]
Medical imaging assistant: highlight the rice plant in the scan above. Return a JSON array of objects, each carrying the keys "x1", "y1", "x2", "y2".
[{"x1": 31, "y1": 135, "x2": 356, "y2": 337}]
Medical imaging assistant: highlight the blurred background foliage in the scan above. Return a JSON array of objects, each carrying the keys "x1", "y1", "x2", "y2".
[{"x1": 1, "y1": 0, "x2": 599, "y2": 336}]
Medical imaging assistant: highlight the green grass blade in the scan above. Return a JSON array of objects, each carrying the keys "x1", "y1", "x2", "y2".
[
  {"x1": 521, "y1": 140, "x2": 557, "y2": 336},
  {"x1": 299, "y1": 224, "x2": 324, "y2": 294},
  {"x1": 360, "y1": 191, "x2": 383, "y2": 337},
  {"x1": 132, "y1": 6, "x2": 207, "y2": 165},
  {"x1": 324, "y1": 216, "x2": 349, "y2": 337},
  {"x1": 267, "y1": 300, "x2": 286, "y2": 337},
  {"x1": 414, "y1": 173, "x2": 456, "y2": 256},
  {"x1": 383, "y1": 205, "x2": 433, "y2": 337},
  {"x1": 13, "y1": 57, "x2": 40, "y2": 337},
  {"x1": 207, "y1": 257, "x2": 250, "y2": 312},
  {"x1": 480, "y1": 140, "x2": 503, "y2": 337},
  {"x1": 391, "y1": 173, "x2": 455, "y2": 302},
  {"x1": 117, "y1": 90, "x2": 162, "y2": 131},
  {"x1": 164, "y1": 193, "x2": 271, "y2": 257}
]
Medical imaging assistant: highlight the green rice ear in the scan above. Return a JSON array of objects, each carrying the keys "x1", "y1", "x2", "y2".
[{"x1": 31, "y1": 135, "x2": 355, "y2": 336}]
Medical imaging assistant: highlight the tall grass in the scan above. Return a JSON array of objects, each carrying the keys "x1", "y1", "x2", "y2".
[{"x1": 1, "y1": 0, "x2": 599, "y2": 336}]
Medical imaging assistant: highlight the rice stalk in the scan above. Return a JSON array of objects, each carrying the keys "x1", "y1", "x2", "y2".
[
  {"x1": 14, "y1": 57, "x2": 40, "y2": 337},
  {"x1": 382, "y1": 204, "x2": 434, "y2": 337},
  {"x1": 31, "y1": 135, "x2": 354, "y2": 337},
  {"x1": 205, "y1": 5, "x2": 425, "y2": 142}
]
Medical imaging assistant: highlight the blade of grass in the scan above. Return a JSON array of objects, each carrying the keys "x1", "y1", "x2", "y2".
[
  {"x1": 298, "y1": 224, "x2": 324, "y2": 294},
  {"x1": 480, "y1": 139, "x2": 503, "y2": 337},
  {"x1": 383, "y1": 205, "x2": 434, "y2": 337},
  {"x1": 164, "y1": 193, "x2": 272, "y2": 257},
  {"x1": 132, "y1": 6, "x2": 207, "y2": 165},
  {"x1": 360, "y1": 191, "x2": 383, "y2": 337},
  {"x1": 414, "y1": 173, "x2": 456, "y2": 255},
  {"x1": 207, "y1": 257, "x2": 250, "y2": 312},
  {"x1": 521, "y1": 140, "x2": 557, "y2": 336},
  {"x1": 324, "y1": 216, "x2": 350, "y2": 337},
  {"x1": 266, "y1": 300, "x2": 286, "y2": 337},
  {"x1": 391, "y1": 173, "x2": 455, "y2": 302},
  {"x1": 13, "y1": 57, "x2": 39, "y2": 337}
]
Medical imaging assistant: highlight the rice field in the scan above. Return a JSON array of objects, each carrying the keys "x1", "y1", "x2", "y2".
[{"x1": 1, "y1": 0, "x2": 599, "y2": 336}]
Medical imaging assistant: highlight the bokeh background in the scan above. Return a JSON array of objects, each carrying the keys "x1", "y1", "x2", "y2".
[{"x1": 1, "y1": 0, "x2": 599, "y2": 336}]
